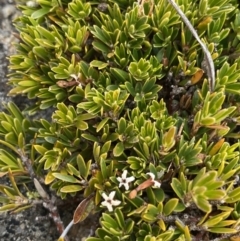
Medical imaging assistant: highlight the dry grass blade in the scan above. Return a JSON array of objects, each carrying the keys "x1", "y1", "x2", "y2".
[{"x1": 167, "y1": 0, "x2": 215, "y2": 92}]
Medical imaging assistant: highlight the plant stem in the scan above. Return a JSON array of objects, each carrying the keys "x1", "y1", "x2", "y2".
[{"x1": 18, "y1": 150, "x2": 69, "y2": 240}]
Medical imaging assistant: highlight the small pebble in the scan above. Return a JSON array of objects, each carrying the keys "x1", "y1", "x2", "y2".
[
  {"x1": 26, "y1": 1, "x2": 39, "y2": 8},
  {"x1": 2, "y1": 5, "x2": 15, "y2": 18},
  {"x1": 20, "y1": 223, "x2": 25, "y2": 230}
]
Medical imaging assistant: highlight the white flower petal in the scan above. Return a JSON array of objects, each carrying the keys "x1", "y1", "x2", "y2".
[
  {"x1": 157, "y1": 171, "x2": 164, "y2": 179},
  {"x1": 101, "y1": 192, "x2": 108, "y2": 200},
  {"x1": 152, "y1": 181, "x2": 161, "y2": 188},
  {"x1": 119, "y1": 182, "x2": 124, "y2": 188},
  {"x1": 112, "y1": 200, "x2": 121, "y2": 206},
  {"x1": 147, "y1": 172, "x2": 156, "y2": 180},
  {"x1": 101, "y1": 200, "x2": 108, "y2": 206},
  {"x1": 122, "y1": 170, "x2": 128, "y2": 179},
  {"x1": 102, "y1": 201, "x2": 113, "y2": 212},
  {"x1": 126, "y1": 176, "x2": 135, "y2": 182},
  {"x1": 123, "y1": 183, "x2": 130, "y2": 190},
  {"x1": 70, "y1": 74, "x2": 77, "y2": 80},
  {"x1": 109, "y1": 191, "x2": 116, "y2": 199},
  {"x1": 116, "y1": 177, "x2": 122, "y2": 183},
  {"x1": 107, "y1": 204, "x2": 113, "y2": 212}
]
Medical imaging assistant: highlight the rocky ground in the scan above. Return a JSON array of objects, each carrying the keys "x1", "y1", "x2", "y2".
[
  {"x1": 0, "y1": 1, "x2": 98, "y2": 240},
  {"x1": 0, "y1": 0, "x2": 15, "y2": 112}
]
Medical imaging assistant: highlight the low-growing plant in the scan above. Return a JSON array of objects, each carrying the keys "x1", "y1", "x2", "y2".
[{"x1": 1, "y1": 0, "x2": 240, "y2": 240}]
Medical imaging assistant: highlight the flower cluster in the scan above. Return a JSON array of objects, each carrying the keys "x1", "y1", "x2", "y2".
[{"x1": 101, "y1": 171, "x2": 161, "y2": 212}]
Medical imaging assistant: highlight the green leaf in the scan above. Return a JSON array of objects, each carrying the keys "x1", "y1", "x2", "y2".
[
  {"x1": 162, "y1": 127, "x2": 176, "y2": 151},
  {"x1": 154, "y1": 189, "x2": 165, "y2": 203},
  {"x1": 0, "y1": 140, "x2": 18, "y2": 153},
  {"x1": 225, "y1": 187, "x2": 240, "y2": 203},
  {"x1": 33, "y1": 46, "x2": 49, "y2": 59},
  {"x1": 108, "y1": 227, "x2": 122, "y2": 236},
  {"x1": 212, "y1": 107, "x2": 236, "y2": 122},
  {"x1": 75, "y1": 120, "x2": 88, "y2": 130},
  {"x1": 226, "y1": 83, "x2": 240, "y2": 94},
  {"x1": 96, "y1": 118, "x2": 109, "y2": 132},
  {"x1": 0, "y1": 150, "x2": 18, "y2": 168},
  {"x1": 1, "y1": 121, "x2": 13, "y2": 132},
  {"x1": 100, "y1": 158, "x2": 108, "y2": 179},
  {"x1": 113, "y1": 142, "x2": 124, "y2": 157},
  {"x1": 214, "y1": 220, "x2": 237, "y2": 228},
  {"x1": 193, "y1": 171, "x2": 217, "y2": 187},
  {"x1": 0, "y1": 203, "x2": 20, "y2": 212},
  {"x1": 125, "y1": 82, "x2": 136, "y2": 96},
  {"x1": 82, "y1": 133, "x2": 99, "y2": 142},
  {"x1": 17, "y1": 133, "x2": 25, "y2": 149},
  {"x1": 101, "y1": 141, "x2": 111, "y2": 155},
  {"x1": 18, "y1": 80, "x2": 37, "y2": 87},
  {"x1": 194, "y1": 195, "x2": 211, "y2": 213},
  {"x1": 118, "y1": 118, "x2": 126, "y2": 134},
  {"x1": 110, "y1": 68, "x2": 129, "y2": 83},
  {"x1": 171, "y1": 178, "x2": 185, "y2": 199},
  {"x1": 52, "y1": 173, "x2": 80, "y2": 183},
  {"x1": 125, "y1": 219, "x2": 134, "y2": 234},
  {"x1": 36, "y1": 26, "x2": 55, "y2": 42},
  {"x1": 128, "y1": 205, "x2": 147, "y2": 217},
  {"x1": 174, "y1": 202, "x2": 186, "y2": 212},
  {"x1": 102, "y1": 213, "x2": 119, "y2": 229},
  {"x1": 90, "y1": 60, "x2": 109, "y2": 70},
  {"x1": 5, "y1": 132, "x2": 17, "y2": 145},
  {"x1": 45, "y1": 172, "x2": 55, "y2": 185},
  {"x1": 67, "y1": 163, "x2": 81, "y2": 177},
  {"x1": 203, "y1": 212, "x2": 231, "y2": 227},
  {"x1": 163, "y1": 198, "x2": 179, "y2": 216},
  {"x1": 114, "y1": 208, "x2": 125, "y2": 230},
  {"x1": 204, "y1": 190, "x2": 225, "y2": 200},
  {"x1": 7, "y1": 102, "x2": 24, "y2": 121},
  {"x1": 192, "y1": 168, "x2": 206, "y2": 187},
  {"x1": 141, "y1": 204, "x2": 159, "y2": 222},
  {"x1": 77, "y1": 154, "x2": 87, "y2": 179},
  {"x1": 199, "y1": 0, "x2": 208, "y2": 16},
  {"x1": 208, "y1": 227, "x2": 237, "y2": 234},
  {"x1": 69, "y1": 93, "x2": 84, "y2": 103},
  {"x1": 92, "y1": 40, "x2": 110, "y2": 53},
  {"x1": 8, "y1": 169, "x2": 23, "y2": 197},
  {"x1": 34, "y1": 145, "x2": 48, "y2": 155},
  {"x1": 77, "y1": 113, "x2": 96, "y2": 121},
  {"x1": 31, "y1": 7, "x2": 51, "y2": 19},
  {"x1": 200, "y1": 117, "x2": 216, "y2": 126},
  {"x1": 85, "y1": 238, "x2": 102, "y2": 241}
]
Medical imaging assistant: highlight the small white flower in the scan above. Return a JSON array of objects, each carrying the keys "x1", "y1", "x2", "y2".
[
  {"x1": 70, "y1": 73, "x2": 81, "y2": 81},
  {"x1": 26, "y1": 1, "x2": 38, "y2": 8},
  {"x1": 146, "y1": 172, "x2": 161, "y2": 188},
  {"x1": 157, "y1": 170, "x2": 165, "y2": 179},
  {"x1": 117, "y1": 170, "x2": 135, "y2": 190},
  {"x1": 101, "y1": 191, "x2": 121, "y2": 212}
]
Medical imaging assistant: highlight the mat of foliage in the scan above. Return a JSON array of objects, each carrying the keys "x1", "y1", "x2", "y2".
[
  {"x1": 1, "y1": 0, "x2": 240, "y2": 241},
  {"x1": 0, "y1": 1, "x2": 97, "y2": 240}
]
